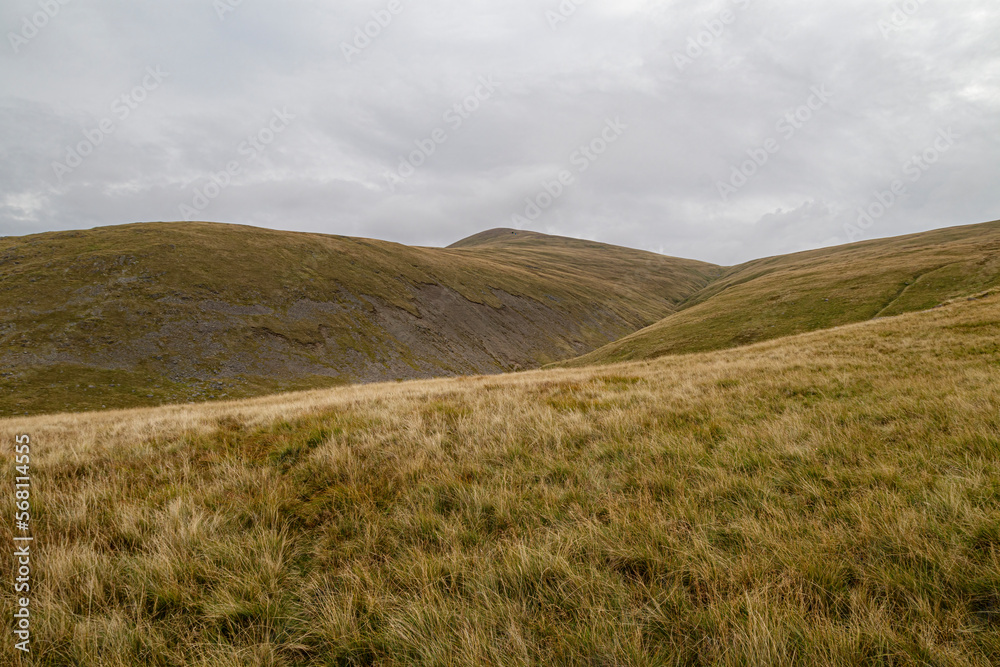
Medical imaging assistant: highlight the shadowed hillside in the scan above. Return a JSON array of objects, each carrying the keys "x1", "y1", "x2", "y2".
[
  {"x1": 0, "y1": 222, "x2": 719, "y2": 415},
  {"x1": 563, "y1": 219, "x2": 1000, "y2": 367}
]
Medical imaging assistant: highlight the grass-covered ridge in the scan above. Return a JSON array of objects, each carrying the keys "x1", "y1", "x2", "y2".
[
  {"x1": 0, "y1": 221, "x2": 720, "y2": 416},
  {"x1": 564, "y1": 218, "x2": 1000, "y2": 367},
  {"x1": 2, "y1": 290, "x2": 998, "y2": 665}
]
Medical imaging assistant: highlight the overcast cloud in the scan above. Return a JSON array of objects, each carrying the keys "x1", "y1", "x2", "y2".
[{"x1": 1, "y1": 0, "x2": 998, "y2": 265}]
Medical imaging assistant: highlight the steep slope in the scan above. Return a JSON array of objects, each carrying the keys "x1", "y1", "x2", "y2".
[
  {"x1": 0, "y1": 221, "x2": 719, "y2": 415},
  {"x1": 4, "y1": 287, "x2": 1000, "y2": 665},
  {"x1": 564, "y1": 218, "x2": 1000, "y2": 366}
]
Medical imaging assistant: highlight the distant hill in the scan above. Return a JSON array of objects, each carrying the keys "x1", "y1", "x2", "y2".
[
  {"x1": 0, "y1": 222, "x2": 720, "y2": 415},
  {"x1": 562, "y1": 219, "x2": 1000, "y2": 367},
  {"x1": 446, "y1": 227, "x2": 721, "y2": 315},
  {"x1": 447, "y1": 227, "x2": 598, "y2": 249}
]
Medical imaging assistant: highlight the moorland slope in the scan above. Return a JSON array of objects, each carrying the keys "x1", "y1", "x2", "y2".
[
  {"x1": 2, "y1": 286, "x2": 998, "y2": 665},
  {"x1": 564, "y1": 218, "x2": 1000, "y2": 366},
  {"x1": 0, "y1": 222, "x2": 719, "y2": 415}
]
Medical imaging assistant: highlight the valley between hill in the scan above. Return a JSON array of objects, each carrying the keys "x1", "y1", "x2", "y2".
[
  {"x1": 2, "y1": 219, "x2": 999, "y2": 417},
  {"x1": 0, "y1": 222, "x2": 719, "y2": 415}
]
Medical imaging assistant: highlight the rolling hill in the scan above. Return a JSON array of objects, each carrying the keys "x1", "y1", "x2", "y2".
[
  {"x1": 3, "y1": 283, "x2": 998, "y2": 665},
  {"x1": 563, "y1": 218, "x2": 1000, "y2": 367},
  {"x1": 0, "y1": 222, "x2": 720, "y2": 415},
  {"x1": 4, "y1": 218, "x2": 1000, "y2": 417}
]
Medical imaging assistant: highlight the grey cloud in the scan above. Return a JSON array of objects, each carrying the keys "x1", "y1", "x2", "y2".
[{"x1": 1, "y1": 0, "x2": 998, "y2": 265}]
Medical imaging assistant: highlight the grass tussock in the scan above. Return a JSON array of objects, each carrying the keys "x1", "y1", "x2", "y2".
[{"x1": 1, "y1": 293, "x2": 1000, "y2": 665}]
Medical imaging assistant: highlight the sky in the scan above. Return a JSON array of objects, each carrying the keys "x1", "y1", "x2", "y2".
[{"x1": 1, "y1": 0, "x2": 998, "y2": 266}]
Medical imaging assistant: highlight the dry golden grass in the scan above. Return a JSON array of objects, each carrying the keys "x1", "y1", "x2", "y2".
[{"x1": 1, "y1": 291, "x2": 999, "y2": 665}]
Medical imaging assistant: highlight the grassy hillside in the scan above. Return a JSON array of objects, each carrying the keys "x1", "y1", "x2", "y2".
[
  {"x1": 447, "y1": 227, "x2": 723, "y2": 309},
  {"x1": 564, "y1": 219, "x2": 1000, "y2": 366},
  {"x1": 449, "y1": 228, "x2": 721, "y2": 313},
  {"x1": 0, "y1": 222, "x2": 718, "y2": 416},
  {"x1": 2, "y1": 289, "x2": 999, "y2": 665}
]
